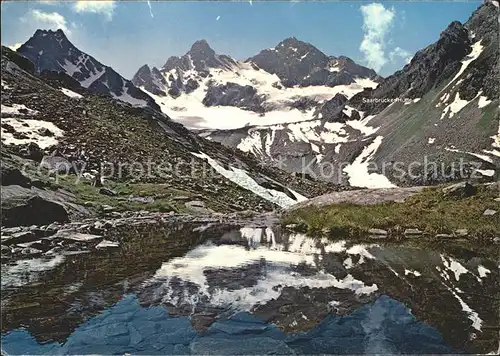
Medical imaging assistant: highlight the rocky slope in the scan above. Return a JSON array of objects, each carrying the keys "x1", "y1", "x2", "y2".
[
  {"x1": 131, "y1": 38, "x2": 380, "y2": 130},
  {"x1": 204, "y1": 2, "x2": 499, "y2": 187},
  {"x1": 1, "y1": 45, "x2": 340, "y2": 229},
  {"x1": 17, "y1": 29, "x2": 159, "y2": 111}
]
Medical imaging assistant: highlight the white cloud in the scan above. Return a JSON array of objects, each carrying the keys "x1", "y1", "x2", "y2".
[
  {"x1": 38, "y1": 0, "x2": 59, "y2": 5},
  {"x1": 147, "y1": 1, "x2": 154, "y2": 18},
  {"x1": 390, "y1": 47, "x2": 412, "y2": 64},
  {"x1": 7, "y1": 43, "x2": 23, "y2": 51},
  {"x1": 73, "y1": 1, "x2": 116, "y2": 21},
  {"x1": 21, "y1": 9, "x2": 71, "y2": 34},
  {"x1": 359, "y1": 3, "x2": 395, "y2": 72}
]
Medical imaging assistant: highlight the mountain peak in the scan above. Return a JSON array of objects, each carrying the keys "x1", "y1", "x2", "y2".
[
  {"x1": 189, "y1": 39, "x2": 214, "y2": 54},
  {"x1": 277, "y1": 37, "x2": 310, "y2": 50},
  {"x1": 32, "y1": 29, "x2": 69, "y2": 41},
  {"x1": 136, "y1": 64, "x2": 151, "y2": 75},
  {"x1": 17, "y1": 29, "x2": 159, "y2": 110},
  {"x1": 21, "y1": 29, "x2": 74, "y2": 56},
  {"x1": 282, "y1": 36, "x2": 299, "y2": 43},
  {"x1": 440, "y1": 21, "x2": 467, "y2": 39}
]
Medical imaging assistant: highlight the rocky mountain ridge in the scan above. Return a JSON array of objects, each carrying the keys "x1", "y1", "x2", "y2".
[
  {"x1": 131, "y1": 37, "x2": 380, "y2": 130},
  {"x1": 1, "y1": 45, "x2": 339, "y2": 228},
  {"x1": 203, "y1": 1, "x2": 500, "y2": 187}
]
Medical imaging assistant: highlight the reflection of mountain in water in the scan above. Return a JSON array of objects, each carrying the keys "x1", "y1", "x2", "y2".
[
  {"x1": 1, "y1": 224, "x2": 499, "y2": 354},
  {"x1": 2, "y1": 294, "x2": 458, "y2": 355}
]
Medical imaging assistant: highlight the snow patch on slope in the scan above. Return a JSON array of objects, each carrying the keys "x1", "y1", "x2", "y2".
[
  {"x1": 440, "y1": 40, "x2": 484, "y2": 95},
  {"x1": 1, "y1": 118, "x2": 64, "y2": 148},
  {"x1": 343, "y1": 136, "x2": 396, "y2": 189},
  {"x1": 79, "y1": 67, "x2": 105, "y2": 88},
  {"x1": 440, "y1": 92, "x2": 470, "y2": 120},
  {"x1": 192, "y1": 151, "x2": 307, "y2": 208},
  {"x1": 1, "y1": 104, "x2": 39, "y2": 116},
  {"x1": 478, "y1": 95, "x2": 492, "y2": 109},
  {"x1": 445, "y1": 147, "x2": 495, "y2": 164},
  {"x1": 60, "y1": 88, "x2": 83, "y2": 99}
]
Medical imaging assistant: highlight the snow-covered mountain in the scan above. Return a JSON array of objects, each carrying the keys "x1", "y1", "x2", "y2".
[
  {"x1": 203, "y1": 2, "x2": 499, "y2": 188},
  {"x1": 131, "y1": 38, "x2": 380, "y2": 130},
  {"x1": 17, "y1": 29, "x2": 159, "y2": 110}
]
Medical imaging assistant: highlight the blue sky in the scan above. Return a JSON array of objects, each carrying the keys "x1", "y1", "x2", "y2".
[{"x1": 1, "y1": 1, "x2": 481, "y2": 79}]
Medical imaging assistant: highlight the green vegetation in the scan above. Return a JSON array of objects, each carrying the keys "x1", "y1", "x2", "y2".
[
  {"x1": 477, "y1": 103, "x2": 498, "y2": 133},
  {"x1": 282, "y1": 185, "x2": 500, "y2": 240},
  {"x1": 54, "y1": 175, "x2": 196, "y2": 214}
]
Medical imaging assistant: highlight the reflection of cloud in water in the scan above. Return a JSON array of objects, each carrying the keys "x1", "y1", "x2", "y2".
[
  {"x1": 2, "y1": 256, "x2": 65, "y2": 288},
  {"x1": 149, "y1": 228, "x2": 379, "y2": 311}
]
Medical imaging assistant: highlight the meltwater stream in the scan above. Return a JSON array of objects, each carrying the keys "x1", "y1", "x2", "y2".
[{"x1": 1, "y1": 223, "x2": 498, "y2": 354}]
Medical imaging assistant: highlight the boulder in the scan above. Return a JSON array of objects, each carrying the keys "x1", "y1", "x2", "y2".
[
  {"x1": 1, "y1": 231, "x2": 38, "y2": 246},
  {"x1": 99, "y1": 187, "x2": 118, "y2": 197},
  {"x1": 442, "y1": 182, "x2": 476, "y2": 198},
  {"x1": 54, "y1": 231, "x2": 102, "y2": 241},
  {"x1": 19, "y1": 142, "x2": 45, "y2": 161},
  {"x1": 2, "y1": 195, "x2": 69, "y2": 227},
  {"x1": 185, "y1": 200, "x2": 212, "y2": 214},
  {"x1": 404, "y1": 228, "x2": 423, "y2": 236},
  {"x1": 1, "y1": 165, "x2": 32, "y2": 187},
  {"x1": 368, "y1": 228, "x2": 388, "y2": 236},
  {"x1": 95, "y1": 240, "x2": 119, "y2": 249},
  {"x1": 2, "y1": 185, "x2": 91, "y2": 226},
  {"x1": 128, "y1": 196, "x2": 154, "y2": 204},
  {"x1": 483, "y1": 209, "x2": 497, "y2": 216},
  {"x1": 435, "y1": 233, "x2": 454, "y2": 239}
]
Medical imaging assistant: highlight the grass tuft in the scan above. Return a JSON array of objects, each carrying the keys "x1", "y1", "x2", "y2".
[{"x1": 282, "y1": 184, "x2": 500, "y2": 240}]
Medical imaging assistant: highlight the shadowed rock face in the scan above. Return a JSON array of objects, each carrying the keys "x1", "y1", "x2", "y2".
[
  {"x1": 203, "y1": 82, "x2": 266, "y2": 112},
  {"x1": 347, "y1": 2, "x2": 498, "y2": 115},
  {"x1": 349, "y1": 21, "x2": 472, "y2": 115},
  {"x1": 17, "y1": 30, "x2": 159, "y2": 111},
  {"x1": 132, "y1": 64, "x2": 167, "y2": 96}
]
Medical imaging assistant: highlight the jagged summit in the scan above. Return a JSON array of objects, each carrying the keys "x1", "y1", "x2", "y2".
[
  {"x1": 19, "y1": 29, "x2": 74, "y2": 62},
  {"x1": 33, "y1": 28, "x2": 67, "y2": 37},
  {"x1": 279, "y1": 36, "x2": 301, "y2": 45},
  {"x1": 188, "y1": 39, "x2": 214, "y2": 53}
]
